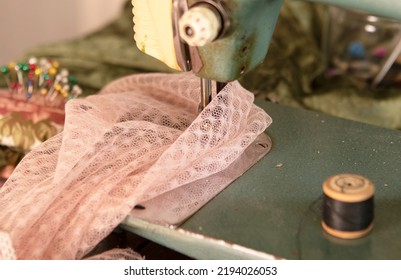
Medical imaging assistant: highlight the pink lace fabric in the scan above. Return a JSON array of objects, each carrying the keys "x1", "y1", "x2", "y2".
[
  {"x1": 0, "y1": 73, "x2": 272, "y2": 259},
  {"x1": 0, "y1": 232, "x2": 16, "y2": 260}
]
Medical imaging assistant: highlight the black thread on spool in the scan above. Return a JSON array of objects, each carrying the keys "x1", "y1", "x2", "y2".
[{"x1": 323, "y1": 194, "x2": 374, "y2": 232}]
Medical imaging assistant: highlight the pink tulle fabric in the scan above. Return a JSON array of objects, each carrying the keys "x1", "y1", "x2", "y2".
[{"x1": 0, "y1": 73, "x2": 272, "y2": 259}]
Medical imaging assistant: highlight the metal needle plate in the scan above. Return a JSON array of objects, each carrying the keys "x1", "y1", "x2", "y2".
[{"x1": 129, "y1": 133, "x2": 272, "y2": 227}]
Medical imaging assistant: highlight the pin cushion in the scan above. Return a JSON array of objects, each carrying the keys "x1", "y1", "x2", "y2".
[{"x1": 0, "y1": 58, "x2": 82, "y2": 179}]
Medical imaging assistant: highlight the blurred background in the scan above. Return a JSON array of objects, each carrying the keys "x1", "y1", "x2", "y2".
[
  {"x1": 0, "y1": 0, "x2": 400, "y2": 131},
  {"x1": 0, "y1": 0, "x2": 127, "y2": 64}
]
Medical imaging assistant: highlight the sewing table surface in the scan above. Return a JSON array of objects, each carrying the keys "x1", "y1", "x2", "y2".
[{"x1": 121, "y1": 100, "x2": 401, "y2": 260}]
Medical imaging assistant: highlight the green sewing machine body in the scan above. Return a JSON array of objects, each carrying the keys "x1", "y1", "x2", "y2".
[{"x1": 194, "y1": 0, "x2": 401, "y2": 82}]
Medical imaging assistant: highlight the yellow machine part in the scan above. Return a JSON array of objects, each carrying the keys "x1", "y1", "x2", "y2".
[{"x1": 132, "y1": 0, "x2": 181, "y2": 71}]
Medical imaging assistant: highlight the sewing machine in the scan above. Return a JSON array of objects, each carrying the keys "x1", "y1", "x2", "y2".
[
  {"x1": 120, "y1": 0, "x2": 401, "y2": 259},
  {"x1": 132, "y1": 0, "x2": 401, "y2": 110}
]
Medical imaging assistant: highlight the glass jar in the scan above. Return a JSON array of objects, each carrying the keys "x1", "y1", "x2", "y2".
[{"x1": 325, "y1": 6, "x2": 401, "y2": 87}]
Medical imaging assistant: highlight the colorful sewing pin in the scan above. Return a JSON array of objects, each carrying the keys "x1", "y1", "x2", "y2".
[
  {"x1": 26, "y1": 58, "x2": 38, "y2": 100},
  {"x1": 60, "y1": 85, "x2": 70, "y2": 98},
  {"x1": 70, "y1": 84, "x2": 83, "y2": 99},
  {"x1": 49, "y1": 81, "x2": 62, "y2": 102},
  {"x1": 6, "y1": 62, "x2": 16, "y2": 92},
  {"x1": 8, "y1": 61, "x2": 15, "y2": 69},
  {"x1": 46, "y1": 73, "x2": 61, "y2": 101},
  {"x1": 48, "y1": 67, "x2": 57, "y2": 76},
  {"x1": 51, "y1": 60, "x2": 59, "y2": 69},
  {"x1": 19, "y1": 63, "x2": 30, "y2": 73},
  {"x1": 0, "y1": 65, "x2": 11, "y2": 88},
  {"x1": 26, "y1": 80, "x2": 34, "y2": 100},
  {"x1": 1, "y1": 57, "x2": 82, "y2": 105},
  {"x1": 13, "y1": 64, "x2": 24, "y2": 94},
  {"x1": 0, "y1": 65, "x2": 9, "y2": 74},
  {"x1": 29, "y1": 57, "x2": 37, "y2": 65}
]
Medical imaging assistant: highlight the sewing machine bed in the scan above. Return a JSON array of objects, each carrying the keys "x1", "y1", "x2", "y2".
[{"x1": 121, "y1": 100, "x2": 401, "y2": 260}]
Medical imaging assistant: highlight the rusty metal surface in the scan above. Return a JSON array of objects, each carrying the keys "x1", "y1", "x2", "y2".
[{"x1": 195, "y1": 0, "x2": 284, "y2": 82}]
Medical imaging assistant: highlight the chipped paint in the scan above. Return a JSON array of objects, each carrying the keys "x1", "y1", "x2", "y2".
[{"x1": 121, "y1": 216, "x2": 282, "y2": 260}]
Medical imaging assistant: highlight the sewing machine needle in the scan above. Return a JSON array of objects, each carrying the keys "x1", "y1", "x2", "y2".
[{"x1": 199, "y1": 78, "x2": 212, "y2": 112}]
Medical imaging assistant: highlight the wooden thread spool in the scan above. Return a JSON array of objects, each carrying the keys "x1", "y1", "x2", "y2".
[{"x1": 322, "y1": 174, "x2": 375, "y2": 239}]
